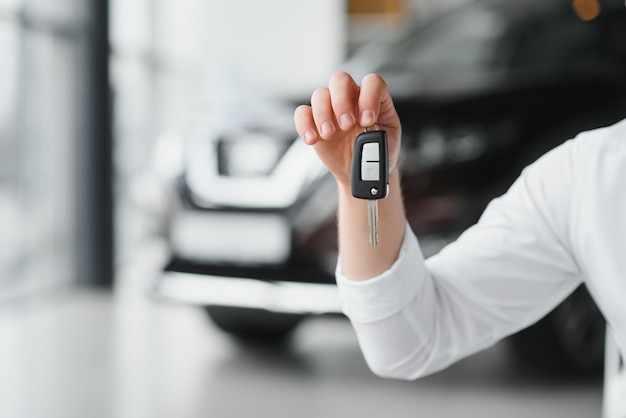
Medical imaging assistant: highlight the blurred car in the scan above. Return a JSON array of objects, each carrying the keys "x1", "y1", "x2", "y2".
[{"x1": 151, "y1": 0, "x2": 626, "y2": 374}]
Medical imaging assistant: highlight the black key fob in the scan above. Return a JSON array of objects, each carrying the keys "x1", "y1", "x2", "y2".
[{"x1": 351, "y1": 130, "x2": 389, "y2": 200}]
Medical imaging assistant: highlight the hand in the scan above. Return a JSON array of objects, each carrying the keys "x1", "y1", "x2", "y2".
[{"x1": 294, "y1": 72, "x2": 402, "y2": 187}]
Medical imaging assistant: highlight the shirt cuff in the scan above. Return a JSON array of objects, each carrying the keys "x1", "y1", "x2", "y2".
[{"x1": 335, "y1": 222, "x2": 427, "y2": 324}]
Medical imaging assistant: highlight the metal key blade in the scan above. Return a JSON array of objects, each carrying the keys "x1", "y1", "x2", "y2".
[{"x1": 367, "y1": 199, "x2": 379, "y2": 247}]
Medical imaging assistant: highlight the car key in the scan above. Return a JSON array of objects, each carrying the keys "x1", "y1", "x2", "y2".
[{"x1": 351, "y1": 130, "x2": 389, "y2": 247}]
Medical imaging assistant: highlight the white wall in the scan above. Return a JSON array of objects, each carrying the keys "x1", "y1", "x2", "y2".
[
  {"x1": 147, "y1": 0, "x2": 346, "y2": 101},
  {"x1": 205, "y1": 0, "x2": 346, "y2": 99}
]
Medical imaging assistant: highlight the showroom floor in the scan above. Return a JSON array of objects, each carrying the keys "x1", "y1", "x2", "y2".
[{"x1": 0, "y1": 247, "x2": 604, "y2": 418}]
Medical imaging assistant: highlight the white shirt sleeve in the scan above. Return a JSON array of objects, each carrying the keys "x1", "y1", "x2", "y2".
[{"x1": 336, "y1": 139, "x2": 585, "y2": 380}]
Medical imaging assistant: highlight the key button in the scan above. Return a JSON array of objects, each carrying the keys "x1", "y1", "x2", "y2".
[
  {"x1": 361, "y1": 162, "x2": 379, "y2": 181},
  {"x1": 362, "y1": 143, "x2": 379, "y2": 161}
]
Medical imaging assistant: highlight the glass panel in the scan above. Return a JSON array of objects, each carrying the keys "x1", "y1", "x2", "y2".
[
  {"x1": 0, "y1": 1, "x2": 85, "y2": 300},
  {"x1": 0, "y1": 19, "x2": 21, "y2": 292}
]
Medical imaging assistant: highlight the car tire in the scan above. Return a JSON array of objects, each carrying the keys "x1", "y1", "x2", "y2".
[
  {"x1": 509, "y1": 285, "x2": 606, "y2": 376},
  {"x1": 205, "y1": 306, "x2": 304, "y2": 341}
]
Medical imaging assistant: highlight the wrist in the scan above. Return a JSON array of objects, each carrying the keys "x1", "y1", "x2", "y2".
[{"x1": 335, "y1": 165, "x2": 406, "y2": 281}]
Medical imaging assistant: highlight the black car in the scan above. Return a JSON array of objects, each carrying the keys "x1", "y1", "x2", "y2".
[{"x1": 152, "y1": 0, "x2": 626, "y2": 374}]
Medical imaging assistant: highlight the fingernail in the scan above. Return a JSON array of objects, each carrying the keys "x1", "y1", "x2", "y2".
[
  {"x1": 360, "y1": 111, "x2": 375, "y2": 126},
  {"x1": 303, "y1": 130, "x2": 316, "y2": 143},
  {"x1": 339, "y1": 113, "x2": 354, "y2": 130},
  {"x1": 321, "y1": 122, "x2": 333, "y2": 136}
]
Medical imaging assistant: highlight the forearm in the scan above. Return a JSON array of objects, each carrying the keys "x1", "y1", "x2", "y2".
[
  {"x1": 337, "y1": 168, "x2": 406, "y2": 280},
  {"x1": 337, "y1": 144, "x2": 585, "y2": 379}
]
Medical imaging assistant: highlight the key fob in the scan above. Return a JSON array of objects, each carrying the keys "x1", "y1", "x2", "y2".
[{"x1": 351, "y1": 130, "x2": 389, "y2": 200}]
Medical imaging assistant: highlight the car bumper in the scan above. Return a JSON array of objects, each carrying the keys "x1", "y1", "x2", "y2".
[{"x1": 151, "y1": 270, "x2": 343, "y2": 315}]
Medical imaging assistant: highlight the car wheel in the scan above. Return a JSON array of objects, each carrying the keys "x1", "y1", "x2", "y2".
[
  {"x1": 205, "y1": 306, "x2": 304, "y2": 341},
  {"x1": 509, "y1": 285, "x2": 606, "y2": 376}
]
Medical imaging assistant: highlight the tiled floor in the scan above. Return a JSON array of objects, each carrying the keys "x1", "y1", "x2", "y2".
[{"x1": 0, "y1": 250, "x2": 604, "y2": 418}]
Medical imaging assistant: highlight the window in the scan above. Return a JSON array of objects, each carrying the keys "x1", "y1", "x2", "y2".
[{"x1": 0, "y1": 0, "x2": 111, "y2": 299}]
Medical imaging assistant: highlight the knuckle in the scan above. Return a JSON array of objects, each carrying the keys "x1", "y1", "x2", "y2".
[
  {"x1": 362, "y1": 73, "x2": 386, "y2": 88},
  {"x1": 311, "y1": 87, "x2": 329, "y2": 103},
  {"x1": 329, "y1": 71, "x2": 351, "y2": 84},
  {"x1": 293, "y1": 106, "x2": 308, "y2": 124},
  {"x1": 294, "y1": 104, "x2": 311, "y2": 114}
]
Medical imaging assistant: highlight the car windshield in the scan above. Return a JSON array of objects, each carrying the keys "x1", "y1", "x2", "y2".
[
  {"x1": 377, "y1": 0, "x2": 597, "y2": 75},
  {"x1": 378, "y1": 5, "x2": 510, "y2": 74}
]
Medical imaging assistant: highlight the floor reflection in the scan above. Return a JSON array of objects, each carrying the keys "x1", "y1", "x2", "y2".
[{"x1": 0, "y1": 248, "x2": 604, "y2": 418}]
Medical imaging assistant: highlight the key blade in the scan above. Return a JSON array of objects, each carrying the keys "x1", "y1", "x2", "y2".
[{"x1": 367, "y1": 199, "x2": 379, "y2": 247}]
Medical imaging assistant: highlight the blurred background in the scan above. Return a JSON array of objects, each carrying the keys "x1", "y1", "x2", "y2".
[{"x1": 0, "y1": 0, "x2": 621, "y2": 417}]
